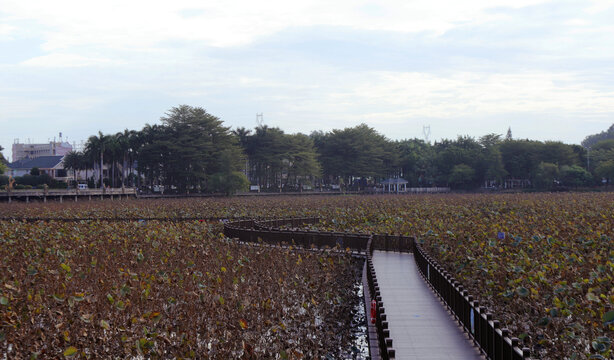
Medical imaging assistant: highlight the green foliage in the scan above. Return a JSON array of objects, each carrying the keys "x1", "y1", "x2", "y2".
[
  {"x1": 559, "y1": 165, "x2": 593, "y2": 187},
  {"x1": 75, "y1": 107, "x2": 605, "y2": 192},
  {"x1": 481, "y1": 134, "x2": 508, "y2": 184},
  {"x1": 85, "y1": 131, "x2": 108, "y2": 189},
  {"x1": 534, "y1": 162, "x2": 559, "y2": 189},
  {"x1": 582, "y1": 123, "x2": 614, "y2": 148},
  {"x1": 29, "y1": 167, "x2": 40, "y2": 176},
  {"x1": 433, "y1": 136, "x2": 483, "y2": 188},
  {"x1": 209, "y1": 171, "x2": 250, "y2": 195},
  {"x1": 448, "y1": 164, "x2": 475, "y2": 188},
  {"x1": 395, "y1": 139, "x2": 434, "y2": 186},
  {"x1": 313, "y1": 124, "x2": 395, "y2": 183},
  {"x1": 13, "y1": 174, "x2": 67, "y2": 189},
  {"x1": 136, "y1": 105, "x2": 244, "y2": 193},
  {"x1": 241, "y1": 126, "x2": 321, "y2": 190},
  {"x1": 595, "y1": 160, "x2": 614, "y2": 184},
  {"x1": 0, "y1": 145, "x2": 6, "y2": 169},
  {"x1": 62, "y1": 151, "x2": 85, "y2": 186}
]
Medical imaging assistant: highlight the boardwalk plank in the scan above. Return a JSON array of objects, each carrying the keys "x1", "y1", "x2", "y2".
[{"x1": 372, "y1": 251, "x2": 484, "y2": 360}]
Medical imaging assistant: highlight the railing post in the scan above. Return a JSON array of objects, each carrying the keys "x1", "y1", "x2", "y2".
[
  {"x1": 493, "y1": 320, "x2": 501, "y2": 359},
  {"x1": 502, "y1": 328, "x2": 512, "y2": 360},
  {"x1": 486, "y1": 313, "x2": 494, "y2": 358},
  {"x1": 511, "y1": 338, "x2": 520, "y2": 360}
]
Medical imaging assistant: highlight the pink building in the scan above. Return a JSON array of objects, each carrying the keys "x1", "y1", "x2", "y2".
[{"x1": 12, "y1": 140, "x2": 73, "y2": 162}]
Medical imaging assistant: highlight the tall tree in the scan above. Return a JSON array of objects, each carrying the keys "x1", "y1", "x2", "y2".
[
  {"x1": 62, "y1": 151, "x2": 81, "y2": 186},
  {"x1": 581, "y1": 123, "x2": 614, "y2": 148},
  {"x1": 432, "y1": 136, "x2": 484, "y2": 187},
  {"x1": 559, "y1": 165, "x2": 593, "y2": 187},
  {"x1": 595, "y1": 160, "x2": 614, "y2": 185},
  {"x1": 85, "y1": 131, "x2": 108, "y2": 189},
  {"x1": 284, "y1": 133, "x2": 321, "y2": 188},
  {"x1": 137, "y1": 105, "x2": 245, "y2": 193},
  {"x1": 499, "y1": 140, "x2": 541, "y2": 179},
  {"x1": 395, "y1": 139, "x2": 434, "y2": 186},
  {"x1": 0, "y1": 145, "x2": 6, "y2": 174},
  {"x1": 479, "y1": 134, "x2": 507, "y2": 185},
  {"x1": 534, "y1": 162, "x2": 559, "y2": 189},
  {"x1": 246, "y1": 126, "x2": 287, "y2": 189},
  {"x1": 315, "y1": 124, "x2": 394, "y2": 185},
  {"x1": 112, "y1": 130, "x2": 131, "y2": 187}
]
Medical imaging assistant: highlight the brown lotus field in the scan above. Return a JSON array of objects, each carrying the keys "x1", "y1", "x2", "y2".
[
  {"x1": 0, "y1": 220, "x2": 363, "y2": 359},
  {"x1": 1, "y1": 192, "x2": 613, "y2": 359}
]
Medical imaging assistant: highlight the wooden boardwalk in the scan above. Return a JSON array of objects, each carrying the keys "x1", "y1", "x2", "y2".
[{"x1": 372, "y1": 251, "x2": 484, "y2": 359}]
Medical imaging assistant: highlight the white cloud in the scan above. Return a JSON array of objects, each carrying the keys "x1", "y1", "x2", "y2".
[
  {"x1": 1, "y1": 0, "x2": 553, "y2": 50},
  {"x1": 20, "y1": 53, "x2": 120, "y2": 68},
  {"x1": 339, "y1": 71, "x2": 614, "y2": 119},
  {"x1": 1, "y1": 0, "x2": 614, "y2": 153},
  {"x1": 0, "y1": 23, "x2": 15, "y2": 39}
]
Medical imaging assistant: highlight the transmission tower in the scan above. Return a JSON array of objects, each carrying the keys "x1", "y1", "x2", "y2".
[
  {"x1": 256, "y1": 113, "x2": 264, "y2": 127},
  {"x1": 423, "y1": 125, "x2": 431, "y2": 144}
]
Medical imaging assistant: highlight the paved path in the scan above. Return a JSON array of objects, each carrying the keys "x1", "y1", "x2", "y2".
[{"x1": 372, "y1": 251, "x2": 484, "y2": 360}]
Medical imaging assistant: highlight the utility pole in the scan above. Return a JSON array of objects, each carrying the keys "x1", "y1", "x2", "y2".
[
  {"x1": 423, "y1": 125, "x2": 431, "y2": 144},
  {"x1": 256, "y1": 113, "x2": 264, "y2": 127}
]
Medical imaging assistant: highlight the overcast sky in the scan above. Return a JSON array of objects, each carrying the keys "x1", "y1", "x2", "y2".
[{"x1": 1, "y1": 0, "x2": 613, "y2": 161}]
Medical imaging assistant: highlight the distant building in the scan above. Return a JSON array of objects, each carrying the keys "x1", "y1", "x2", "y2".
[
  {"x1": 12, "y1": 139, "x2": 72, "y2": 162},
  {"x1": 6, "y1": 156, "x2": 67, "y2": 179},
  {"x1": 381, "y1": 178, "x2": 409, "y2": 193},
  {"x1": 504, "y1": 178, "x2": 531, "y2": 189}
]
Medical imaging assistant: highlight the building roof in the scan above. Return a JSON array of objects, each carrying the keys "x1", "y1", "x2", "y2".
[
  {"x1": 8, "y1": 155, "x2": 64, "y2": 170},
  {"x1": 381, "y1": 178, "x2": 409, "y2": 185}
]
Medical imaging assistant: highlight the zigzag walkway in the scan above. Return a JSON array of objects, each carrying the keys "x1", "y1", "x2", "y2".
[{"x1": 224, "y1": 218, "x2": 531, "y2": 360}]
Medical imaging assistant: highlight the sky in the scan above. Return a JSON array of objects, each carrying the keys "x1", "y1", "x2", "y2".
[{"x1": 1, "y1": 0, "x2": 614, "y2": 161}]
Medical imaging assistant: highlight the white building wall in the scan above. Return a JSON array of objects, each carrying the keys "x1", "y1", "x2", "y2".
[{"x1": 12, "y1": 141, "x2": 73, "y2": 161}]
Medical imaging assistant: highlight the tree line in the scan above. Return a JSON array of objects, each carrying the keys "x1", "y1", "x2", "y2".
[{"x1": 3, "y1": 105, "x2": 614, "y2": 193}]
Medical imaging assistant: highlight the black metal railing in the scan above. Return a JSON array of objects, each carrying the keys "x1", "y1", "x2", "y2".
[
  {"x1": 225, "y1": 217, "x2": 371, "y2": 253},
  {"x1": 224, "y1": 218, "x2": 533, "y2": 360},
  {"x1": 225, "y1": 218, "x2": 391, "y2": 359},
  {"x1": 0, "y1": 216, "x2": 246, "y2": 223},
  {"x1": 365, "y1": 236, "x2": 396, "y2": 359},
  {"x1": 413, "y1": 242, "x2": 530, "y2": 360}
]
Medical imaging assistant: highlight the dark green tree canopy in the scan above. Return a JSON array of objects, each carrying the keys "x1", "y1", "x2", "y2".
[
  {"x1": 137, "y1": 105, "x2": 245, "y2": 192},
  {"x1": 314, "y1": 124, "x2": 395, "y2": 180},
  {"x1": 582, "y1": 123, "x2": 614, "y2": 148},
  {"x1": 73, "y1": 108, "x2": 607, "y2": 192},
  {"x1": 0, "y1": 145, "x2": 6, "y2": 174}
]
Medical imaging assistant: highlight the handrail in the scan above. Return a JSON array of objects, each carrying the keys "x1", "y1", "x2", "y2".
[
  {"x1": 225, "y1": 218, "x2": 394, "y2": 359},
  {"x1": 413, "y1": 241, "x2": 530, "y2": 360},
  {"x1": 0, "y1": 216, "x2": 247, "y2": 223},
  {"x1": 0, "y1": 188, "x2": 137, "y2": 196},
  {"x1": 225, "y1": 217, "x2": 371, "y2": 254},
  {"x1": 224, "y1": 218, "x2": 532, "y2": 360},
  {"x1": 365, "y1": 236, "x2": 396, "y2": 359}
]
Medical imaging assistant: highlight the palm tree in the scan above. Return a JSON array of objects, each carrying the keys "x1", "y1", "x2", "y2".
[
  {"x1": 104, "y1": 134, "x2": 119, "y2": 188},
  {"x1": 0, "y1": 145, "x2": 7, "y2": 174},
  {"x1": 127, "y1": 130, "x2": 140, "y2": 187},
  {"x1": 76, "y1": 151, "x2": 89, "y2": 184},
  {"x1": 85, "y1": 131, "x2": 108, "y2": 189},
  {"x1": 62, "y1": 151, "x2": 81, "y2": 187},
  {"x1": 116, "y1": 130, "x2": 132, "y2": 188},
  {"x1": 232, "y1": 127, "x2": 252, "y2": 180}
]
